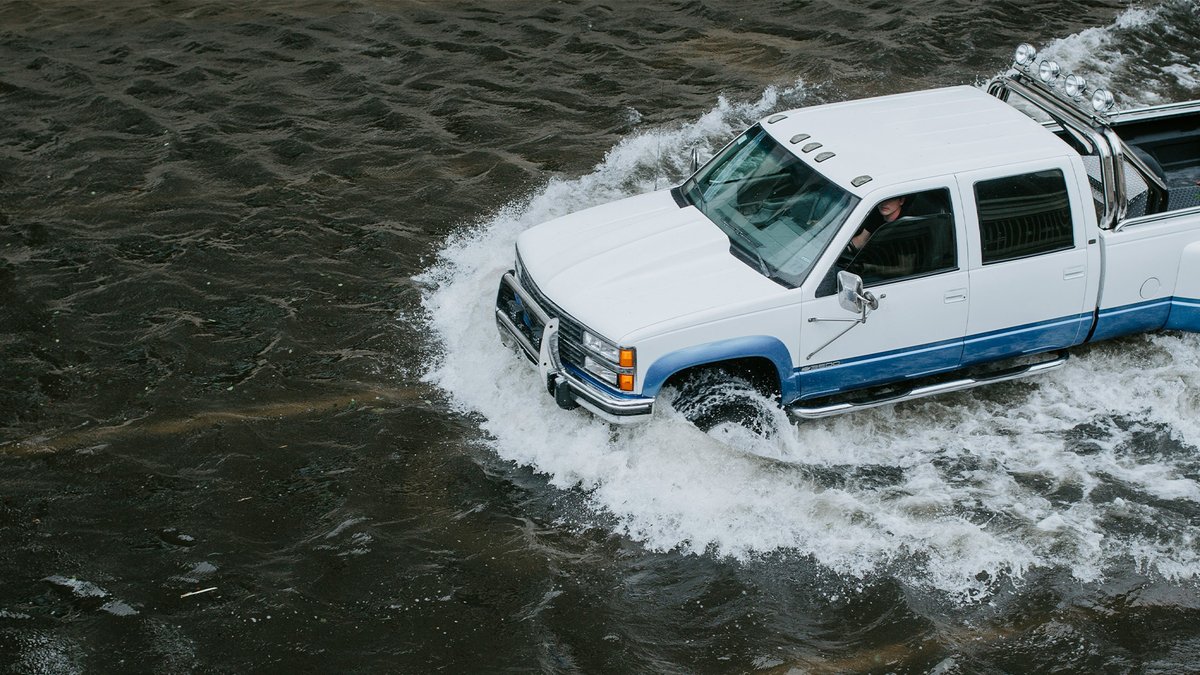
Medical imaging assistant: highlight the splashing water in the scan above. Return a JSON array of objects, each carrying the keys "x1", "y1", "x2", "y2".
[
  {"x1": 419, "y1": 8, "x2": 1200, "y2": 602},
  {"x1": 1033, "y1": 1, "x2": 1200, "y2": 106}
]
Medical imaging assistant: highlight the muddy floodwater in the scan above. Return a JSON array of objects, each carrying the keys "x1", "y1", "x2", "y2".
[{"x1": 3, "y1": 0, "x2": 1200, "y2": 671}]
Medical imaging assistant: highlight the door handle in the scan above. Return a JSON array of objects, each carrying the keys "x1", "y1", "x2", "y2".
[
  {"x1": 1063, "y1": 266, "x2": 1085, "y2": 280},
  {"x1": 944, "y1": 289, "x2": 967, "y2": 303}
]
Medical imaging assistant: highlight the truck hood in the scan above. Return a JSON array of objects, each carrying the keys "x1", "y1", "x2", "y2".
[{"x1": 516, "y1": 190, "x2": 784, "y2": 342}]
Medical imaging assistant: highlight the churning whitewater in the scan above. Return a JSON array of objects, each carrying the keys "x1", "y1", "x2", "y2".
[{"x1": 420, "y1": 6, "x2": 1200, "y2": 601}]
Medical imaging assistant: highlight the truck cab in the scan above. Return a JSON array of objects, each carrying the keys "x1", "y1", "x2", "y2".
[{"x1": 495, "y1": 45, "x2": 1200, "y2": 425}]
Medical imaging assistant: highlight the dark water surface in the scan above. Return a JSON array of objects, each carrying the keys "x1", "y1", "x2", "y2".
[{"x1": 4, "y1": 0, "x2": 1200, "y2": 671}]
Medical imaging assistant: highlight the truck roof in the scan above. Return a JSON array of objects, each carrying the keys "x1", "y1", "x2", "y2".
[{"x1": 762, "y1": 85, "x2": 1074, "y2": 196}]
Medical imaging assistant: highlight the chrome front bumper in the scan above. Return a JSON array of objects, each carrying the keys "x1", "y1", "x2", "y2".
[{"x1": 494, "y1": 270, "x2": 654, "y2": 424}]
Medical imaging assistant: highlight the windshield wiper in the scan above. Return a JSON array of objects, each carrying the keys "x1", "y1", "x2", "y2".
[
  {"x1": 707, "y1": 169, "x2": 790, "y2": 187},
  {"x1": 684, "y1": 181, "x2": 705, "y2": 209},
  {"x1": 721, "y1": 219, "x2": 773, "y2": 280}
]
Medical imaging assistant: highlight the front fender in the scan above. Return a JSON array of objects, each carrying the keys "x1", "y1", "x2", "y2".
[{"x1": 640, "y1": 335, "x2": 795, "y2": 399}]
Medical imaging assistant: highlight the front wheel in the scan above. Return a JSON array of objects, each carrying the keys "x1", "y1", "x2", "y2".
[{"x1": 667, "y1": 369, "x2": 780, "y2": 434}]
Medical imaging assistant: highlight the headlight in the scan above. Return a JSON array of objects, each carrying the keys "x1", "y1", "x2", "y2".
[
  {"x1": 581, "y1": 331, "x2": 636, "y2": 391},
  {"x1": 584, "y1": 356, "x2": 618, "y2": 386},
  {"x1": 582, "y1": 331, "x2": 619, "y2": 362}
]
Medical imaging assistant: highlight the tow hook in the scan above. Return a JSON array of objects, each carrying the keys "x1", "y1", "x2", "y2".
[{"x1": 551, "y1": 375, "x2": 580, "y2": 410}]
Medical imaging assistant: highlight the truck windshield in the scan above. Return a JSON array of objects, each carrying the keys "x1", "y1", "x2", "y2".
[{"x1": 680, "y1": 125, "x2": 859, "y2": 287}]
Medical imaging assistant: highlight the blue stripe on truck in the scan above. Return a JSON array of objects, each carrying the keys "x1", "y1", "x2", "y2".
[
  {"x1": 795, "y1": 313, "x2": 1090, "y2": 400},
  {"x1": 641, "y1": 298, "x2": 1200, "y2": 405},
  {"x1": 1166, "y1": 297, "x2": 1200, "y2": 332},
  {"x1": 1089, "y1": 297, "x2": 1173, "y2": 342},
  {"x1": 961, "y1": 313, "x2": 1092, "y2": 365},
  {"x1": 795, "y1": 336, "x2": 963, "y2": 398}
]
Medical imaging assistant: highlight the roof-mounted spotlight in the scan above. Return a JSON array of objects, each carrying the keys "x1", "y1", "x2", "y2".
[
  {"x1": 1038, "y1": 60, "x2": 1060, "y2": 83},
  {"x1": 1091, "y1": 88, "x2": 1115, "y2": 113},
  {"x1": 1064, "y1": 74, "x2": 1087, "y2": 99},
  {"x1": 1014, "y1": 43, "x2": 1037, "y2": 68}
]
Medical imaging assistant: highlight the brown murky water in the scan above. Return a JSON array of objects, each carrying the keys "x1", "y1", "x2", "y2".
[{"x1": 4, "y1": 0, "x2": 1200, "y2": 671}]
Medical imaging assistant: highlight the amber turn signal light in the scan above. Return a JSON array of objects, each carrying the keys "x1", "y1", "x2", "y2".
[
  {"x1": 619, "y1": 348, "x2": 635, "y2": 368},
  {"x1": 618, "y1": 374, "x2": 634, "y2": 391}
]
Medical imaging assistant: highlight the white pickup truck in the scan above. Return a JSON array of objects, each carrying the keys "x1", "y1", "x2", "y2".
[{"x1": 495, "y1": 45, "x2": 1200, "y2": 425}]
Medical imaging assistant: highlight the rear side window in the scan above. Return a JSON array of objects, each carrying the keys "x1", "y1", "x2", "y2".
[{"x1": 974, "y1": 169, "x2": 1074, "y2": 264}]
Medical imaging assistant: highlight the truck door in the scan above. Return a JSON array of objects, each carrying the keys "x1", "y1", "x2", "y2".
[
  {"x1": 956, "y1": 162, "x2": 1094, "y2": 364},
  {"x1": 797, "y1": 186, "x2": 970, "y2": 399}
]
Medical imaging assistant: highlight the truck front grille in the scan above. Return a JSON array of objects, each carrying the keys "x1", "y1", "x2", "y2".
[{"x1": 497, "y1": 267, "x2": 588, "y2": 373}]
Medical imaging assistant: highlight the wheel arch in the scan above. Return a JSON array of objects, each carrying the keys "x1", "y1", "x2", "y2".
[{"x1": 640, "y1": 336, "x2": 794, "y2": 399}]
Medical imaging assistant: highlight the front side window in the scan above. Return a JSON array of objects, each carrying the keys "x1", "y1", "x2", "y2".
[
  {"x1": 840, "y1": 188, "x2": 958, "y2": 287},
  {"x1": 974, "y1": 169, "x2": 1074, "y2": 264},
  {"x1": 680, "y1": 126, "x2": 860, "y2": 287},
  {"x1": 816, "y1": 188, "x2": 957, "y2": 295}
]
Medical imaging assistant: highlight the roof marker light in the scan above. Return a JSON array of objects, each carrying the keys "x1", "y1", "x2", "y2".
[
  {"x1": 1014, "y1": 43, "x2": 1037, "y2": 67},
  {"x1": 851, "y1": 175, "x2": 873, "y2": 187},
  {"x1": 801, "y1": 142, "x2": 822, "y2": 153},
  {"x1": 1091, "y1": 88, "x2": 1115, "y2": 112},
  {"x1": 767, "y1": 114, "x2": 787, "y2": 123},
  {"x1": 790, "y1": 133, "x2": 810, "y2": 144},
  {"x1": 1038, "y1": 60, "x2": 1060, "y2": 83},
  {"x1": 814, "y1": 152, "x2": 835, "y2": 162},
  {"x1": 1064, "y1": 74, "x2": 1087, "y2": 99}
]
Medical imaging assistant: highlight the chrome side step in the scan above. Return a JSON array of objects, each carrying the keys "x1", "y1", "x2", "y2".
[{"x1": 788, "y1": 352, "x2": 1069, "y2": 420}]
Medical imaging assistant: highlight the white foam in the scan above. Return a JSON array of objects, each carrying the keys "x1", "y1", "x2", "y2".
[
  {"x1": 1163, "y1": 63, "x2": 1200, "y2": 91},
  {"x1": 1033, "y1": 6, "x2": 1160, "y2": 92},
  {"x1": 420, "y1": 39, "x2": 1200, "y2": 601}
]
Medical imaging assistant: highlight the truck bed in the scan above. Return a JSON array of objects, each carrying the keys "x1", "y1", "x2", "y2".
[{"x1": 1111, "y1": 105, "x2": 1200, "y2": 211}]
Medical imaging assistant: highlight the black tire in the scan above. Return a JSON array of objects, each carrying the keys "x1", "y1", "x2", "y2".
[{"x1": 667, "y1": 368, "x2": 779, "y2": 434}]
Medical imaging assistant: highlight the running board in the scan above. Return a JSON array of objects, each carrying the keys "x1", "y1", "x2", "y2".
[{"x1": 789, "y1": 352, "x2": 1069, "y2": 420}]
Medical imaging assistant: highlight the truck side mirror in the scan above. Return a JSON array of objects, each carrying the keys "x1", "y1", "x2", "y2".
[
  {"x1": 837, "y1": 270, "x2": 879, "y2": 314},
  {"x1": 805, "y1": 271, "x2": 883, "y2": 360}
]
